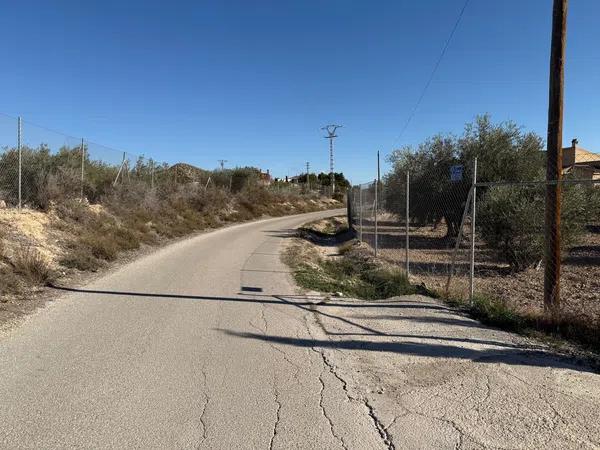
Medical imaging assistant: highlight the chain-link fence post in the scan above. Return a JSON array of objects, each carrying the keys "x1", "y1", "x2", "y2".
[
  {"x1": 406, "y1": 171, "x2": 410, "y2": 276},
  {"x1": 17, "y1": 116, "x2": 22, "y2": 210},
  {"x1": 113, "y1": 152, "x2": 126, "y2": 186},
  {"x1": 346, "y1": 188, "x2": 352, "y2": 230},
  {"x1": 374, "y1": 178, "x2": 378, "y2": 257},
  {"x1": 469, "y1": 158, "x2": 478, "y2": 303},
  {"x1": 359, "y1": 185, "x2": 363, "y2": 242}
]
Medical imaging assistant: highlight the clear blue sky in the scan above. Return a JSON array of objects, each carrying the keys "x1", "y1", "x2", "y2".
[{"x1": 1, "y1": 0, "x2": 599, "y2": 182}]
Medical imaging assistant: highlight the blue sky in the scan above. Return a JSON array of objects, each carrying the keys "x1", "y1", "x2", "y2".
[{"x1": 1, "y1": 0, "x2": 599, "y2": 182}]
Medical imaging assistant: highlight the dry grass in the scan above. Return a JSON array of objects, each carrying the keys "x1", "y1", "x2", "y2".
[
  {"x1": 53, "y1": 184, "x2": 340, "y2": 273},
  {"x1": 301, "y1": 216, "x2": 348, "y2": 236},
  {"x1": 12, "y1": 245, "x2": 54, "y2": 285},
  {"x1": 338, "y1": 240, "x2": 356, "y2": 255},
  {"x1": 0, "y1": 229, "x2": 23, "y2": 299},
  {"x1": 0, "y1": 182, "x2": 340, "y2": 320},
  {"x1": 438, "y1": 291, "x2": 600, "y2": 354}
]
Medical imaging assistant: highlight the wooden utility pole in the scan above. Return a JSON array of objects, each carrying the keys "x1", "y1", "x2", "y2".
[{"x1": 544, "y1": 0, "x2": 568, "y2": 318}]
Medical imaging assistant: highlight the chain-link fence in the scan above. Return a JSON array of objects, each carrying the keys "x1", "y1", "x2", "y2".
[
  {"x1": 0, "y1": 114, "x2": 169, "y2": 209},
  {"x1": 0, "y1": 113, "x2": 337, "y2": 212},
  {"x1": 350, "y1": 157, "x2": 600, "y2": 320}
]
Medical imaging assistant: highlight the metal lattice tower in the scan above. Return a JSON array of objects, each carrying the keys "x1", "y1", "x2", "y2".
[{"x1": 321, "y1": 124, "x2": 342, "y2": 195}]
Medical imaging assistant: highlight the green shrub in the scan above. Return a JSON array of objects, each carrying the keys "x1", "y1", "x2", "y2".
[
  {"x1": 385, "y1": 115, "x2": 545, "y2": 237},
  {"x1": 291, "y1": 248, "x2": 415, "y2": 300},
  {"x1": 478, "y1": 182, "x2": 595, "y2": 271}
]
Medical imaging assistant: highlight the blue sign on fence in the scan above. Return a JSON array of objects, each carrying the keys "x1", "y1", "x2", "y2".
[{"x1": 450, "y1": 165, "x2": 463, "y2": 182}]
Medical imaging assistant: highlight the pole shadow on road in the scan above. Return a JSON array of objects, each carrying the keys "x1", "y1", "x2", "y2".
[{"x1": 48, "y1": 284, "x2": 595, "y2": 374}]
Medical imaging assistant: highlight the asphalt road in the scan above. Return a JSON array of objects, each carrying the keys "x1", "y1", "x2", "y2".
[
  {"x1": 0, "y1": 209, "x2": 389, "y2": 449},
  {"x1": 2, "y1": 208, "x2": 599, "y2": 449}
]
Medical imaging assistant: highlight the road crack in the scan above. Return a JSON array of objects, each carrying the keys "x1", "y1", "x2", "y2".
[
  {"x1": 196, "y1": 366, "x2": 210, "y2": 448},
  {"x1": 365, "y1": 399, "x2": 396, "y2": 450},
  {"x1": 305, "y1": 309, "x2": 394, "y2": 450},
  {"x1": 268, "y1": 386, "x2": 282, "y2": 450},
  {"x1": 317, "y1": 366, "x2": 349, "y2": 450}
]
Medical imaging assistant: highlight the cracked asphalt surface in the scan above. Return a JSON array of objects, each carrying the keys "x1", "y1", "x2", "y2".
[{"x1": 1, "y1": 209, "x2": 599, "y2": 449}]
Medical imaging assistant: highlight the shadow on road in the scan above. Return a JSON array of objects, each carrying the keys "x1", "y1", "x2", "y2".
[
  {"x1": 48, "y1": 284, "x2": 595, "y2": 373},
  {"x1": 48, "y1": 284, "x2": 446, "y2": 310},
  {"x1": 221, "y1": 330, "x2": 594, "y2": 373}
]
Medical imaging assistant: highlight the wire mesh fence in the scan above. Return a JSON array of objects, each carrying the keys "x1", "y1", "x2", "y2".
[
  {"x1": 350, "y1": 158, "x2": 600, "y2": 319},
  {"x1": 0, "y1": 113, "x2": 336, "y2": 212},
  {"x1": 0, "y1": 114, "x2": 166, "y2": 209},
  {"x1": 468, "y1": 179, "x2": 600, "y2": 321}
]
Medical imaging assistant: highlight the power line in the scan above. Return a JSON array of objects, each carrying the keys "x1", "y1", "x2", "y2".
[{"x1": 392, "y1": 0, "x2": 470, "y2": 146}]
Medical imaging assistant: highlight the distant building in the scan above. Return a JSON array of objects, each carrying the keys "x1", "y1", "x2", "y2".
[
  {"x1": 562, "y1": 139, "x2": 600, "y2": 182},
  {"x1": 259, "y1": 169, "x2": 272, "y2": 186}
]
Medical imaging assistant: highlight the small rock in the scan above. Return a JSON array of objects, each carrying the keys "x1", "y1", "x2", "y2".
[
  {"x1": 0, "y1": 200, "x2": 7, "y2": 209},
  {"x1": 333, "y1": 291, "x2": 344, "y2": 297}
]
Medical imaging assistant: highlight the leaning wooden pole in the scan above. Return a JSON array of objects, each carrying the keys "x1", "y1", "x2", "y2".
[{"x1": 544, "y1": 0, "x2": 568, "y2": 318}]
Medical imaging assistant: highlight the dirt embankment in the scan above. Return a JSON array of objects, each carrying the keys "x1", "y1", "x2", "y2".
[{"x1": 0, "y1": 194, "x2": 342, "y2": 330}]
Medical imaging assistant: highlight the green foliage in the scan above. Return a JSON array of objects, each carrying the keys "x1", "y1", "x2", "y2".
[
  {"x1": 315, "y1": 172, "x2": 350, "y2": 191},
  {"x1": 477, "y1": 185, "x2": 545, "y2": 271},
  {"x1": 290, "y1": 246, "x2": 416, "y2": 300},
  {"x1": 385, "y1": 135, "x2": 470, "y2": 236},
  {"x1": 0, "y1": 144, "x2": 123, "y2": 209},
  {"x1": 385, "y1": 115, "x2": 545, "y2": 238},
  {"x1": 478, "y1": 181, "x2": 596, "y2": 271},
  {"x1": 384, "y1": 114, "x2": 600, "y2": 271}
]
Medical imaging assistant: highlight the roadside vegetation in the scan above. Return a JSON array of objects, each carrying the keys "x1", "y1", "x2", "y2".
[
  {"x1": 385, "y1": 114, "x2": 600, "y2": 270},
  {"x1": 284, "y1": 217, "x2": 416, "y2": 300},
  {"x1": 441, "y1": 291, "x2": 600, "y2": 355},
  {"x1": 380, "y1": 114, "x2": 600, "y2": 355},
  {"x1": 287, "y1": 216, "x2": 599, "y2": 356},
  {"x1": 0, "y1": 155, "x2": 342, "y2": 316}
]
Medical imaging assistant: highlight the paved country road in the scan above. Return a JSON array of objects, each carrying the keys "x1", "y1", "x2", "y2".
[
  {"x1": 1, "y1": 209, "x2": 599, "y2": 449},
  {"x1": 1, "y1": 209, "x2": 386, "y2": 449}
]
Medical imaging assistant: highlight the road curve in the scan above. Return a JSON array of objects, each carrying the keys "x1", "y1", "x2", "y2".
[{"x1": 0, "y1": 209, "x2": 388, "y2": 449}]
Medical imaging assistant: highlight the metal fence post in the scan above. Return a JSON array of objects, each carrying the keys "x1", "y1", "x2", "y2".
[
  {"x1": 80, "y1": 138, "x2": 85, "y2": 201},
  {"x1": 359, "y1": 185, "x2": 363, "y2": 242},
  {"x1": 470, "y1": 158, "x2": 478, "y2": 303},
  {"x1": 346, "y1": 188, "x2": 352, "y2": 229},
  {"x1": 374, "y1": 179, "x2": 378, "y2": 257},
  {"x1": 406, "y1": 171, "x2": 410, "y2": 276},
  {"x1": 17, "y1": 116, "x2": 22, "y2": 210}
]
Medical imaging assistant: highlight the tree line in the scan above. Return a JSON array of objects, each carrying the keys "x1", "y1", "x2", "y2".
[{"x1": 384, "y1": 115, "x2": 600, "y2": 271}]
